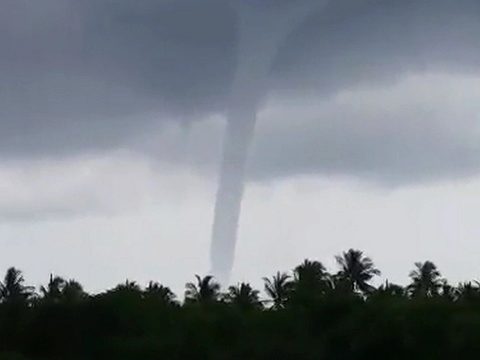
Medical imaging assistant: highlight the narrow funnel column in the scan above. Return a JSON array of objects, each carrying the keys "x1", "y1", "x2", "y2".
[
  {"x1": 210, "y1": 103, "x2": 257, "y2": 285},
  {"x1": 210, "y1": 1, "x2": 324, "y2": 284},
  {"x1": 210, "y1": 46, "x2": 267, "y2": 284}
]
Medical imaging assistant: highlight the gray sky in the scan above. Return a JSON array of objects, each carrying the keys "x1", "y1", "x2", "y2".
[{"x1": 1, "y1": 0, "x2": 479, "y2": 294}]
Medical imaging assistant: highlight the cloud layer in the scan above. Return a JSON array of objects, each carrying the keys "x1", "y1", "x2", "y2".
[{"x1": 1, "y1": 0, "x2": 479, "y2": 183}]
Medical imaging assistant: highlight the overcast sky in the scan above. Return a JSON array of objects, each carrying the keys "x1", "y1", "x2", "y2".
[{"x1": 1, "y1": 0, "x2": 479, "y2": 295}]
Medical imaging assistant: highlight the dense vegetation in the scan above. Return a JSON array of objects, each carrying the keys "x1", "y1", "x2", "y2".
[{"x1": 1, "y1": 249, "x2": 480, "y2": 359}]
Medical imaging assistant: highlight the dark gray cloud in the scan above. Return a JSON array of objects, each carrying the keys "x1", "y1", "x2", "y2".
[
  {"x1": 1, "y1": 0, "x2": 479, "y2": 183},
  {"x1": 272, "y1": 0, "x2": 480, "y2": 94},
  {"x1": 140, "y1": 72, "x2": 480, "y2": 185},
  {"x1": 0, "y1": 0, "x2": 236, "y2": 155},
  {"x1": 251, "y1": 75, "x2": 480, "y2": 185}
]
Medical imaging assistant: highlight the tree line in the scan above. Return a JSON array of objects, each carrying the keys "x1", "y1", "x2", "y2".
[{"x1": 1, "y1": 249, "x2": 479, "y2": 359}]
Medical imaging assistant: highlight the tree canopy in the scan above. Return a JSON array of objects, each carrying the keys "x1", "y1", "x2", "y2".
[{"x1": 1, "y1": 249, "x2": 479, "y2": 359}]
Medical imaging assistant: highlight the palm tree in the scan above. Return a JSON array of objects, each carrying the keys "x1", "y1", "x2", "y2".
[
  {"x1": 224, "y1": 282, "x2": 262, "y2": 310},
  {"x1": 122, "y1": 280, "x2": 141, "y2": 290},
  {"x1": 40, "y1": 274, "x2": 66, "y2": 303},
  {"x1": 335, "y1": 249, "x2": 381, "y2": 295},
  {"x1": 103, "y1": 280, "x2": 143, "y2": 303},
  {"x1": 0, "y1": 267, "x2": 34, "y2": 305},
  {"x1": 440, "y1": 280, "x2": 456, "y2": 301},
  {"x1": 291, "y1": 259, "x2": 331, "y2": 306},
  {"x1": 408, "y1": 261, "x2": 443, "y2": 298},
  {"x1": 145, "y1": 281, "x2": 177, "y2": 305},
  {"x1": 184, "y1": 275, "x2": 221, "y2": 304},
  {"x1": 109, "y1": 280, "x2": 142, "y2": 294},
  {"x1": 294, "y1": 259, "x2": 328, "y2": 285},
  {"x1": 455, "y1": 281, "x2": 480, "y2": 302},
  {"x1": 62, "y1": 280, "x2": 87, "y2": 303},
  {"x1": 263, "y1": 272, "x2": 292, "y2": 310}
]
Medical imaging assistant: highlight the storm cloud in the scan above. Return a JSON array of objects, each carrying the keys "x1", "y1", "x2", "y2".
[{"x1": 1, "y1": 0, "x2": 480, "y2": 183}]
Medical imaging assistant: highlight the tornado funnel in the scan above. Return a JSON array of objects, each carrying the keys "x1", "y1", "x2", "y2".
[{"x1": 210, "y1": 1, "x2": 326, "y2": 284}]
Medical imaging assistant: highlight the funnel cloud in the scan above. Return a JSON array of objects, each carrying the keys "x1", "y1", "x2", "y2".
[{"x1": 211, "y1": 1, "x2": 329, "y2": 283}]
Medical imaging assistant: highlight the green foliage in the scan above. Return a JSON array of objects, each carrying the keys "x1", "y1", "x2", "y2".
[
  {"x1": 224, "y1": 282, "x2": 263, "y2": 311},
  {"x1": 263, "y1": 271, "x2": 292, "y2": 309},
  {"x1": 1, "y1": 250, "x2": 480, "y2": 359},
  {"x1": 408, "y1": 261, "x2": 443, "y2": 298},
  {"x1": 184, "y1": 275, "x2": 221, "y2": 305},
  {"x1": 335, "y1": 249, "x2": 381, "y2": 295},
  {"x1": 0, "y1": 268, "x2": 35, "y2": 305}
]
